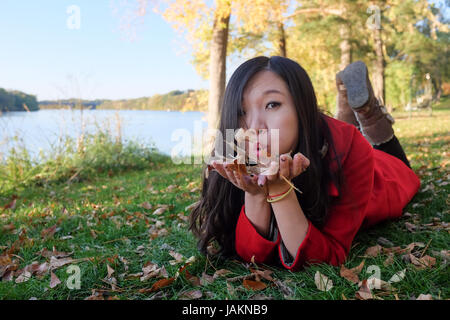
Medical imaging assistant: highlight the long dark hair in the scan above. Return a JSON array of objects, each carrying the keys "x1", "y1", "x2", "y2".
[{"x1": 189, "y1": 56, "x2": 345, "y2": 258}]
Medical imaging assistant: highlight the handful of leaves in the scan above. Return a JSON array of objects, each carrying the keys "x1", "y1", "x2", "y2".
[{"x1": 205, "y1": 128, "x2": 302, "y2": 194}]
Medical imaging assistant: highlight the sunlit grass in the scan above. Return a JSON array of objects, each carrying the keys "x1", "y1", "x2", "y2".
[{"x1": 0, "y1": 96, "x2": 448, "y2": 300}]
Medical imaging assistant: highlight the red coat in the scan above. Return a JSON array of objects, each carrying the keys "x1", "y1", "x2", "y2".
[{"x1": 235, "y1": 114, "x2": 421, "y2": 271}]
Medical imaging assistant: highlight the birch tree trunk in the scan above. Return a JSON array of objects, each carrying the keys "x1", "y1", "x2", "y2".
[
  {"x1": 207, "y1": 4, "x2": 230, "y2": 131},
  {"x1": 373, "y1": 26, "x2": 386, "y2": 108},
  {"x1": 339, "y1": 24, "x2": 352, "y2": 70}
]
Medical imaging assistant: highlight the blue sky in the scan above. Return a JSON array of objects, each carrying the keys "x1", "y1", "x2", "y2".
[
  {"x1": 0, "y1": 0, "x2": 210, "y2": 101},
  {"x1": 1, "y1": 1, "x2": 447, "y2": 101}
]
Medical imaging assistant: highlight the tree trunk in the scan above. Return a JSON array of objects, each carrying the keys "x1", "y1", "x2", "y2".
[
  {"x1": 373, "y1": 26, "x2": 386, "y2": 109},
  {"x1": 339, "y1": 24, "x2": 352, "y2": 70},
  {"x1": 207, "y1": 4, "x2": 230, "y2": 131},
  {"x1": 277, "y1": 22, "x2": 287, "y2": 57}
]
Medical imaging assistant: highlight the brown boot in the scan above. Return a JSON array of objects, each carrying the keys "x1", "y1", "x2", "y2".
[
  {"x1": 335, "y1": 75, "x2": 360, "y2": 130},
  {"x1": 336, "y1": 61, "x2": 395, "y2": 146}
]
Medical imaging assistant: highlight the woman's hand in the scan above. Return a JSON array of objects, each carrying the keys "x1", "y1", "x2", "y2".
[
  {"x1": 210, "y1": 161, "x2": 265, "y2": 196},
  {"x1": 265, "y1": 152, "x2": 310, "y2": 195}
]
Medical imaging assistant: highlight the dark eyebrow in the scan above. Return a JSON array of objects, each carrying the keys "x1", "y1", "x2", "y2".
[{"x1": 263, "y1": 89, "x2": 284, "y2": 96}]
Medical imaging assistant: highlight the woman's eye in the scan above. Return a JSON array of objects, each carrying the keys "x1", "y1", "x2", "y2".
[{"x1": 266, "y1": 102, "x2": 280, "y2": 109}]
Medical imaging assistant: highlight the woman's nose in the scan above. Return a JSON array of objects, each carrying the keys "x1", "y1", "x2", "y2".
[{"x1": 246, "y1": 111, "x2": 267, "y2": 131}]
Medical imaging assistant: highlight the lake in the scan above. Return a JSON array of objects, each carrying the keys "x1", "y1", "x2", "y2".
[{"x1": 0, "y1": 109, "x2": 209, "y2": 160}]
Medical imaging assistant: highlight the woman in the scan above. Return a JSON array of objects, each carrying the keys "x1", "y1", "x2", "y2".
[{"x1": 189, "y1": 56, "x2": 420, "y2": 271}]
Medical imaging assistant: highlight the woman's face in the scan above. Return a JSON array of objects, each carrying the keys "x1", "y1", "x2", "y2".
[{"x1": 239, "y1": 70, "x2": 299, "y2": 159}]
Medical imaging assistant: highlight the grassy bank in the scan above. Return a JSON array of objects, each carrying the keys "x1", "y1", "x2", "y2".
[{"x1": 0, "y1": 97, "x2": 448, "y2": 300}]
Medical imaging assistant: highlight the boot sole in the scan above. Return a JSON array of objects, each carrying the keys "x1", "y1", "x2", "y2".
[{"x1": 336, "y1": 61, "x2": 369, "y2": 110}]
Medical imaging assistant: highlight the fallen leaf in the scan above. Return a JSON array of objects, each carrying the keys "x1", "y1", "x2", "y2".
[
  {"x1": 152, "y1": 207, "x2": 167, "y2": 216},
  {"x1": 141, "y1": 202, "x2": 153, "y2": 210},
  {"x1": 388, "y1": 269, "x2": 406, "y2": 284},
  {"x1": 405, "y1": 222, "x2": 417, "y2": 233},
  {"x1": 250, "y1": 268, "x2": 274, "y2": 282},
  {"x1": 2, "y1": 223, "x2": 15, "y2": 234},
  {"x1": 15, "y1": 270, "x2": 32, "y2": 283},
  {"x1": 185, "y1": 201, "x2": 199, "y2": 212},
  {"x1": 416, "y1": 294, "x2": 433, "y2": 300},
  {"x1": 273, "y1": 279, "x2": 294, "y2": 297},
  {"x1": 364, "y1": 245, "x2": 383, "y2": 257},
  {"x1": 41, "y1": 225, "x2": 57, "y2": 239},
  {"x1": 249, "y1": 293, "x2": 274, "y2": 300},
  {"x1": 355, "y1": 279, "x2": 373, "y2": 300},
  {"x1": 50, "y1": 271, "x2": 61, "y2": 288},
  {"x1": 85, "y1": 290, "x2": 105, "y2": 300},
  {"x1": 340, "y1": 265, "x2": 359, "y2": 284},
  {"x1": 200, "y1": 272, "x2": 215, "y2": 286},
  {"x1": 314, "y1": 271, "x2": 333, "y2": 292},
  {"x1": 49, "y1": 256, "x2": 74, "y2": 269},
  {"x1": 179, "y1": 289, "x2": 202, "y2": 300},
  {"x1": 139, "y1": 277, "x2": 175, "y2": 293},
  {"x1": 213, "y1": 269, "x2": 232, "y2": 279},
  {"x1": 383, "y1": 253, "x2": 395, "y2": 266},
  {"x1": 107, "y1": 264, "x2": 115, "y2": 278},
  {"x1": 183, "y1": 269, "x2": 201, "y2": 286},
  {"x1": 243, "y1": 279, "x2": 267, "y2": 291},
  {"x1": 168, "y1": 250, "x2": 184, "y2": 265},
  {"x1": 409, "y1": 254, "x2": 436, "y2": 270},
  {"x1": 38, "y1": 247, "x2": 73, "y2": 259},
  {"x1": 363, "y1": 277, "x2": 395, "y2": 292},
  {"x1": 377, "y1": 237, "x2": 394, "y2": 247}
]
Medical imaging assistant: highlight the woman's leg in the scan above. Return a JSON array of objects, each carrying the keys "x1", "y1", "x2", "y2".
[
  {"x1": 372, "y1": 135, "x2": 412, "y2": 169},
  {"x1": 335, "y1": 61, "x2": 412, "y2": 169}
]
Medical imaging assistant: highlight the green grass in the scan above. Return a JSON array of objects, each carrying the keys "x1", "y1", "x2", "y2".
[{"x1": 0, "y1": 97, "x2": 449, "y2": 300}]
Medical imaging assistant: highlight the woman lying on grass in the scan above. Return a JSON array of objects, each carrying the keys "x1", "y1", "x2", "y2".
[{"x1": 189, "y1": 56, "x2": 420, "y2": 271}]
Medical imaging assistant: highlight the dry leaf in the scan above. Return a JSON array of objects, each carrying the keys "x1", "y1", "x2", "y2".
[
  {"x1": 388, "y1": 269, "x2": 406, "y2": 283},
  {"x1": 243, "y1": 279, "x2": 267, "y2": 291},
  {"x1": 50, "y1": 271, "x2": 61, "y2": 288},
  {"x1": 314, "y1": 271, "x2": 333, "y2": 292},
  {"x1": 200, "y1": 272, "x2": 215, "y2": 286},
  {"x1": 15, "y1": 270, "x2": 32, "y2": 283},
  {"x1": 377, "y1": 237, "x2": 394, "y2": 247},
  {"x1": 213, "y1": 269, "x2": 232, "y2": 279},
  {"x1": 405, "y1": 222, "x2": 417, "y2": 233},
  {"x1": 364, "y1": 245, "x2": 383, "y2": 257},
  {"x1": 41, "y1": 225, "x2": 57, "y2": 239},
  {"x1": 340, "y1": 260, "x2": 365, "y2": 284},
  {"x1": 185, "y1": 201, "x2": 199, "y2": 212},
  {"x1": 141, "y1": 202, "x2": 153, "y2": 210},
  {"x1": 250, "y1": 268, "x2": 274, "y2": 282},
  {"x1": 39, "y1": 247, "x2": 73, "y2": 259},
  {"x1": 85, "y1": 290, "x2": 105, "y2": 300},
  {"x1": 139, "y1": 277, "x2": 175, "y2": 293},
  {"x1": 179, "y1": 289, "x2": 202, "y2": 300},
  {"x1": 274, "y1": 279, "x2": 294, "y2": 297},
  {"x1": 409, "y1": 254, "x2": 436, "y2": 270},
  {"x1": 340, "y1": 265, "x2": 359, "y2": 284},
  {"x1": 355, "y1": 279, "x2": 373, "y2": 300},
  {"x1": 2, "y1": 223, "x2": 15, "y2": 234},
  {"x1": 152, "y1": 207, "x2": 167, "y2": 216},
  {"x1": 49, "y1": 256, "x2": 74, "y2": 269},
  {"x1": 168, "y1": 250, "x2": 184, "y2": 265},
  {"x1": 107, "y1": 264, "x2": 115, "y2": 278},
  {"x1": 383, "y1": 253, "x2": 395, "y2": 266},
  {"x1": 416, "y1": 294, "x2": 433, "y2": 300}
]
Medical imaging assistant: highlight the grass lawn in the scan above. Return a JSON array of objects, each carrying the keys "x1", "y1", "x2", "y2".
[{"x1": 0, "y1": 97, "x2": 449, "y2": 300}]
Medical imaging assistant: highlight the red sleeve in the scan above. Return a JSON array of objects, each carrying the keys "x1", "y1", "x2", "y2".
[
  {"x1": 278, "y1": 126, "x2": 373, "y2": 271},
  {"x1": 235, "y1": 204, "x2": 281, "y2": 264}
]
